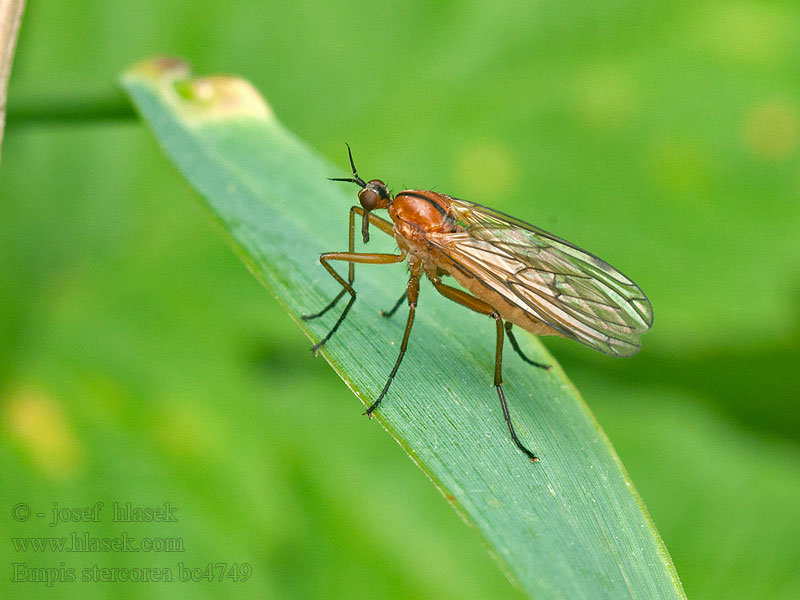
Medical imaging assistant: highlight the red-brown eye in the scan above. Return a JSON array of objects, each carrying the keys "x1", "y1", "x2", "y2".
[{"x1": 358, "y1": 188, "x2": 379, "y2": 211}]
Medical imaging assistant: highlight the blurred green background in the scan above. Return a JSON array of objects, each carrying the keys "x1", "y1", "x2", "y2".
[{"x1": 2, "y1": 1, "x2": 799, "y2": 598}]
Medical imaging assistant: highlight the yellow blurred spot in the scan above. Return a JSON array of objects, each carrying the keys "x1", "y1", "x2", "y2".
[
  {"x1": 3, "y1": 387, "x2": 83, "y2": 479},
  {"x1": 185, "y1": 76, "x2": 274, "y2": 122},
  {"x1": 575, "y1": 64, "x2": 638, "y2": 130},
  {"x1": 648, "y1": 138, "x2": 709, "y2": 194},
  {"x1": 701, "y1": 3, "x2": 799, "y2": 65},
  {"x1": 454, "y1": 141, "x2": 519, "y2": 200},
  {"x1": 742, "y1": 98, "x2": 800, "y2": 161}
]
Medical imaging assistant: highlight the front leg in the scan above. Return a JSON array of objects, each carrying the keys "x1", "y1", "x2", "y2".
[
  {"x1": 301, "y1": 206, "x2": 395, "y2": 322},
  {"x1": 306, "y1": 250, "x2": 407, "y2": 354}
]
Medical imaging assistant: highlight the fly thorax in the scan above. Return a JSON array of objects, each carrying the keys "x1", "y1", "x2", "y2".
[{"x1": 391, "y1": 191, "x2": 457, "y2": 234}]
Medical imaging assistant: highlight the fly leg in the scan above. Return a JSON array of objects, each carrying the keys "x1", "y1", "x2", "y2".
[
  {"x1": 302, "y1": 206, "x2": 394, "y2": 322},
  {"x1": 504, "y1": 322, "x2": 551, "y2": 370},
  {"x1": 379, "y1": 290, "x2": 408, "y2": 318},
  {"x1": 365, "y1": 274, "x2": 419, "y2": 417},
  {"x1": 431, "y1": 279, "x2": 539, "y2": 462},
  {"x1": 304, "y1": 250, "x2": 406, "y2": 354}
]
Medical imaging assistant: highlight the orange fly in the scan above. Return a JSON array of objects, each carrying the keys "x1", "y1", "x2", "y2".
[{"x1": 302, "y1": 145, "x2": 653, "y2": 461}]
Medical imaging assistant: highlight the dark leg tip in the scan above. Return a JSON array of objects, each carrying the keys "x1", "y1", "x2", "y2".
[
  {"x1": 310, "y1": 341, "x2": 324, "y2": 356},
  {"x1": 518, "y1": 446, "x2": 539, "y2": 462},
  {"x1": 525, "y1": 359, "x2": 551, "y2": 370},
  {"x1": 364, "y1": 398, "x2": 383, "y2": 418}
]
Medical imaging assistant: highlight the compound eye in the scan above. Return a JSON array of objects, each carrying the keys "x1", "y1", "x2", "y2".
[{"x1": 358, "y1": 187, "x2": 379, "y2": 211}]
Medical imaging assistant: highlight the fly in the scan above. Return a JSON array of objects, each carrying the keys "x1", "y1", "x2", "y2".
[{"x1": 302, "y1": 145, "x2": 653, "y2": 462}]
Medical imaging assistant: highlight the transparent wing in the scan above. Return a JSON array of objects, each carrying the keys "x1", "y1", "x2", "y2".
[{"x1": 426, "y1": 197, "x2": 653, "y2": 357}]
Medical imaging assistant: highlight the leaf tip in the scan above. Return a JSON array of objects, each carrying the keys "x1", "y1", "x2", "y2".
[{"x1": 122, "y1": 56, "x2": 274, "y2": 124}]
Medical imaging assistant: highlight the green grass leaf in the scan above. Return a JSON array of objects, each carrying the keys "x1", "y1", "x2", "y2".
[{"x1": 121, "y1": 57, "x2": 686, "y2": 600}]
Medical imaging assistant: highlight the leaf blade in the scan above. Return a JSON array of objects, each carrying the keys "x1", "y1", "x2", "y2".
[{"x1": 121, "y1": 57, "x2": 685, "y2": 600}]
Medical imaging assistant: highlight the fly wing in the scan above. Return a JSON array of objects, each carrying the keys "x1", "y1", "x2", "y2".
[{"x1": 426, "y1": 197, "x2": 653, "y2": 357}]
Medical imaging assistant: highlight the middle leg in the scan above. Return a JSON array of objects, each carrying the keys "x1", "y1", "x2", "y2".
[
  {"x1": 364, "y1": 273, "x2": 420, "y2": 417},
  {"x1": 379, "y1": 290, "x2": 408, "y2": 318}
]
